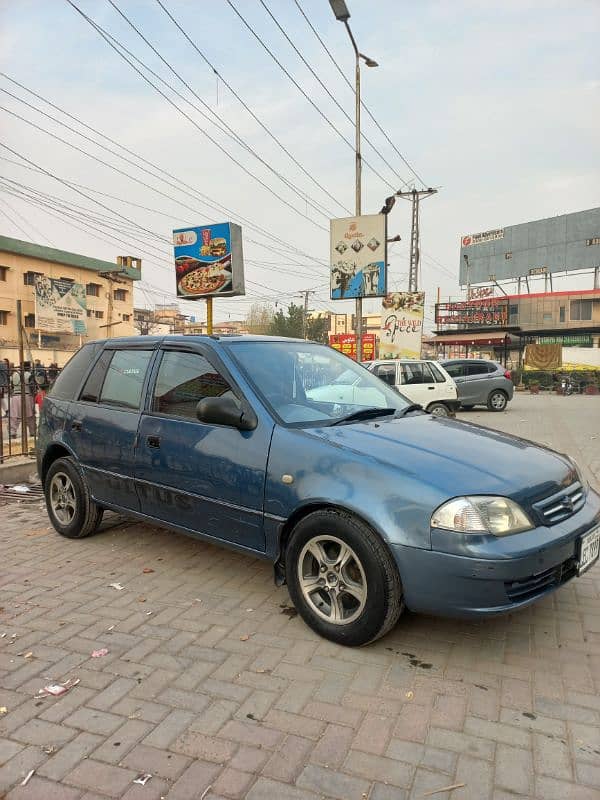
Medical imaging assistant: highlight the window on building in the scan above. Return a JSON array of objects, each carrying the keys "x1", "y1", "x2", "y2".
[
  {"x1": 543, "y1": 313, "x2": 553, "y2": 322},
  {"x1": 559, "y1": 306, "x2": 566, "y2": 323},
  {"x1": 570, "y1": 300, "x2": 593, "y2": 321},
  {"x1": 59, "y1": 277, "x2": 74, "y2": 283},
  {"x1": 24, "y1": 313, "x2": 36, "y2": 328},
  {"x1": 504, "y1": 252, "x2": 512, "y2": 260},
  {"x1": 153, "y1": 351, "x2": 236, "y2": 419},
  {"x1": 0, "y1": 266, "x2": 8, "y2": 281},
  {"x1": 94, "y1": 310, "x2": 104, "y2": 319},
  {"x1": 87, "y1": 309, "x2": 93, "y2": 318},
  {"x1": 86, "y1": 283, "x2": 101, "y2": 297},
  {"x1": 99, "y1": 349, "x2": 153, "y2": 410},
  {"x1": 122, "y1": 314, "x2": 131, "y2": 322},
  {"x1": 24, "y1": 271, "x2": 43, "y2": 286},
  {"x1": 0, "y1": 310, "x2": 8, "y2": 325},
  {"x1": 114, "y1": 288, "x2": 128, "y2": 301}
]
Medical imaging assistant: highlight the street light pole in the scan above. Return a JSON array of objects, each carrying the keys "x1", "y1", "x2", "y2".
[{"x1": 330, "y1": 1, "x2": 377, "y2": 363}]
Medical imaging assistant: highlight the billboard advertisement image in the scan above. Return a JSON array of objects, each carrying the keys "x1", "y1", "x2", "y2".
[
  {"x1": 34, "y1": 277, "x2": 87, "y2": 334},
  {"x1": 330, "y1": 214, "x2": 387, "y2": 300},
  {"x1": 173, "y1": 221, "x2": 245, "y2": 298},
  {"x1": 329, "y1": 333, "x2": 376, "y2": 361},
  {"x1": 379, "y1": 292, "x2": 424, "y2": 359}
]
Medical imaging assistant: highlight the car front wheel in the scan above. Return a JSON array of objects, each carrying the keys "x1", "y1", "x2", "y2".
[
  {"x1": 487, "y1": 390, "x2": 508, "y2": 412},
  {"x1": 45, "y1": 457, "x2": 103, "y2": 538},
  {"x1": 285, "y1": 509, "x2": 403, "y2": 646}
]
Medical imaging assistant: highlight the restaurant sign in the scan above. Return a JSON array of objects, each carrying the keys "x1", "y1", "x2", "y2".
[
  {"x1": 435, "y1": 298, "x2": 509, "y2": 326},
  {"x1": 329, "y1": 333, "x2": 376, "y2": 361}
]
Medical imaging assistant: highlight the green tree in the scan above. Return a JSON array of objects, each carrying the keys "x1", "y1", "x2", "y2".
[
  {"x1": 268, "y1": 303, "x2": 305, "y2": 338},
  {"x1": 306, "y1": 315, "x2": 330, "y2": 344}
]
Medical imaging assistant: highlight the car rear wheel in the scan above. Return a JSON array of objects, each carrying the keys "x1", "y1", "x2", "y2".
[
  {"x1": 45, "y1": 457, "x2": 103, "y2": 538},
  {"x1": 487, "y1": 390, "x2": 508, "y2": 412},
  {"x1": 427, "y1": 402, "x2": 451, "y2": 417},
  {"x1": 285, "y1": 509, "x2": 403, "y2": 646}
]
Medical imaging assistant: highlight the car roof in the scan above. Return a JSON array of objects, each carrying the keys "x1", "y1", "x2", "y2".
[{"x1": 85, "y1": 334, "x2": 310, "y2": 347}]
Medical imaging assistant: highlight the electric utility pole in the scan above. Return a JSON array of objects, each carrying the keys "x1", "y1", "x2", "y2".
[
  {"x1": 299, "y1": 290, "x2": 316, "y2": 339},
  {"x1": 396, "y1": 188, "x2": 438, "y2": 292}
]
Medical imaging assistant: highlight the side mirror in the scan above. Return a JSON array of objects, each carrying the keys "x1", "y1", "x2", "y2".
[{"x1": 196, "y1": 396, "x2": 257, "y2": 431}]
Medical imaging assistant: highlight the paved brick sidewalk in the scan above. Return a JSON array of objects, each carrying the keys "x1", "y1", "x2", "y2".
[{"x1": 1, "y1": 394, "x2": 599, "y2": 799}]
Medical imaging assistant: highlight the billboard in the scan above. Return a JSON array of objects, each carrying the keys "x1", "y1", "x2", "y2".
[
  {"x1": 379, "y1": 292, "x2": 424, "y2": 359},
  {"x1": 435, "y1": 298, "x2": 508, "y2": 326},
  {"x1": 173, "y1": 222, "x2": 245, "y2": 298},
  {"x1": 459, "y1": 207, "x2": 600, "y2": 285},
  {"x1": 34, "y1": 277, "x2": 87, "y2": 334},
  {"x1": 330, "y1": 214, "x2": 387, "y2": 299},
  {"x1": 329, "y1": 333, "x2": 376, "y2": 361}
]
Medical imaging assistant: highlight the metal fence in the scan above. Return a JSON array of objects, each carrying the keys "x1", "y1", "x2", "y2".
[{"x1": 0, "y1": 364, "x2": 61, "y2": 463}]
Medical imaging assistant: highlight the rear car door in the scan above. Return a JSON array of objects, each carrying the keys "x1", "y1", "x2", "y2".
[
  {"x1": 70, "y1": 344, "x2": 155, "y2": 510},
  {"x1": 134, "y1": 345, "x2": 273, "y2": 552},
  {"x1": 398, "y1": 361, "x2": 437, "y2": 406},
  {"x1": 464, "y1": 362, "x2": 493, "y2": 404}
]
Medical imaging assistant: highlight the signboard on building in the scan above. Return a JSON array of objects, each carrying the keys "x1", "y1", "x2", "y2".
[
  {"x1": 329, "y1": 333, "x2": 376, "y2": 361},
  {"x1": 330, "y1": 215, "x2": 387, "y2": 299},
  {"x1": 173, "y1": 222, "x2": 245, "y2": 298},
  {"x1": 34, "y1": 277, "x2": 87, "y2": 334},
  {"x1": 459, "y1": 207, "x2": 600, "y2": 285},
  {"x1": 379, "y1": 292, "x2": 425, "y2": 359},
  {"x1": 435, "y1": 298, "x2": 508, "y2": 326},
  {"x1": 468, "y1": 286, "x2": 494, "y2": 300}
]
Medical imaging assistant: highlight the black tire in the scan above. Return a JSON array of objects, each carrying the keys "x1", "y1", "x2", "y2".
[
  {"x1": 285, "y1": 509, "x2": 403, "y2": 646},
  {"x1": 427, "y1": 402, "x2": 451, "y2": 417},
  {"x1": 45, "y1": 457, "x2": 103, "y2": 539},
  {"x1": 487, "y1": 389, "x2": 508, "y2": 412}
]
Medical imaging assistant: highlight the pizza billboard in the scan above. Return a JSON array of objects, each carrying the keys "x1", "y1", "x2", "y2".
[
  {"x1": 330, "y1": 214, "x2": 387, "y2": 300},
  {"x1": 173, "y1": 222, "x2": 245, "y2": 299}
]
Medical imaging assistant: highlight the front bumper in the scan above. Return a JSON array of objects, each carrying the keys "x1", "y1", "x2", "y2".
[{"x1": 391, "y1": 487, "x2": 600, "y2": 617}]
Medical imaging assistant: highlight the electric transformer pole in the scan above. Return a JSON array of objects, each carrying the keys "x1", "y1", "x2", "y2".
[{"x1": 396, "y1": 188, "x2": 438, "y2": 292}]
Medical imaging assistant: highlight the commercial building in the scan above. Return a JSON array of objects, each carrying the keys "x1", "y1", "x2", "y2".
[{"x1": 0, "y1": 235, "x2": 140, "y2": 365}]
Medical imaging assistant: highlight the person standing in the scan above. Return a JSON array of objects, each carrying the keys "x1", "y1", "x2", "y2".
[{"x1": 9, "y1": 364, "x2": 35, "y2": 440}]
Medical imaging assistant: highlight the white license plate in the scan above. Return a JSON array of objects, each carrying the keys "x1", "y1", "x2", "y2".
[{"x1": 578, "y1": 527, "x2": 600, "y2": 575}]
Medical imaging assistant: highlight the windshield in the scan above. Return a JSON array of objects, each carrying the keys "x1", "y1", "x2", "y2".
[{"x1": 227, "y1": 340, "x2": 411, "y2": 426}]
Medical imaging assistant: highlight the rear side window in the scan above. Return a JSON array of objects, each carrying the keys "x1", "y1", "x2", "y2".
[
  {"x1": 79, "y1": 350, "x2": 114, "y2": 402},
  {"x1": 466, "y1": 363, "x2": 489, "y2": 376},
  {"x1": 99, "y1": 350, "x2": 153, "y2": 410},
  {"x1": 48, "y1": 344, "x2": 97, "y2": 400},
  {"x1": 428, "y1": 363, "x2": 447, "y2": 383},
  {"x1": 487, "y1": 363, "x2": 498, "y2": 374},
  {"x1": 401, "y1": 362, "x2": 435, "y2": 384}
]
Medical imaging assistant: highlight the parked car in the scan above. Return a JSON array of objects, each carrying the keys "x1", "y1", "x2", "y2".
[
  {"x1": 440, "y1": 358, "x2": 514, "y2": 411},
  {"x1": 37, "y1": 336, "x2": 599, "y2": 647},
  {"x1": 364, "y1": 359, "x2": 459, "y2": 417}
]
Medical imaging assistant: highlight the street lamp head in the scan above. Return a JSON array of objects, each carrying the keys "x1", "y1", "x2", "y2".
[
  {"x1": 329, "y1": 0, "x2": 350, "y2": 21},
  {"x1": 360, "y1": 54, "x2": 379, "y2": 67},
  {"x1": 387, "y1": 234, "x2": 401, "y2": 242},
  {"x1": 380, "y1": 196, "x2": 396, "y2": 215}
]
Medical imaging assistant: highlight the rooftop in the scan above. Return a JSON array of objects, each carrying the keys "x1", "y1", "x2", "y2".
[{"x1": 0, "y1": 235, "x2": 142, "y2": 280}]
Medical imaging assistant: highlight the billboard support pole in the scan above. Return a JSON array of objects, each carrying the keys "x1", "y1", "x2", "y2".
[
  {"x1": 206, "y1": 297, "x2": 213, "y2": 335},
  {"x1": 16, "y1": 300, "x2": 28, "y2": 456}
]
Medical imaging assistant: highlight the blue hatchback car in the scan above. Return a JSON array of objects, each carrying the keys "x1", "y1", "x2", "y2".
[{"x1": 37, "y1": 336, "x2": 600, "y2": 646}]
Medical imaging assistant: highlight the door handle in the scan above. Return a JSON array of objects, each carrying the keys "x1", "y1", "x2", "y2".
[
  {"x1": 427, "y1": 386, "x2": 435, "y2": 390},
  {"x1": 71, "y1": 421, "x2": 82, "y2": 432},
  {"x1": 147, "y1": 435, "x2": 161, "y2": 448}
]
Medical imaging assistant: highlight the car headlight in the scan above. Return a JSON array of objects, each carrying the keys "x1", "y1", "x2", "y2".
[
  {"x1": 431, "y1": 496, "x2": 533, "y2": 536},
  {"x1": 568, "y1": 457, "x2": 589, "y2": 493}
]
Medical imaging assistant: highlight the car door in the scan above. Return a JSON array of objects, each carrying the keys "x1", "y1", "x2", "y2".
[
  {"x1": 70, "y1": 344, "x2": 155, "y2": 510},
  {"x1": 134, "y1": 345, "x2": 273, "y2": 552},
  {"x1": 398, "y1": 361, "x2": 437, "y2": 406},
  {"x1": 443, "y1": 362, "x2": 468, "y2": 402},
  {"x1": 464, "y1": 362, "x2": 493, "y2": 404}
]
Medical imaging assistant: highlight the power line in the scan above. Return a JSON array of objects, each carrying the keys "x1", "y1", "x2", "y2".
[
  {"x1": 0, "y1": 200, "x2": 34, "y2": 241},
  {"x1": 0, "y1": 74, "x2": 330, "y2": 268},
  {"x1": 105, "y1": 0, "x2": 336, "y2": 220},
  {"x1": 0, "y1": 193, "x2": 56, "y2": 246},
  {"x1": 155, "y1": 0, "x2": 350, "y2": 216},
  {"x1": 224, "y1": 0, "x2": 397, "y2": 192},
  {"x1": 292, "y1": 0, "x2": 427, "y2": 188},
  {"x1": 65, "y1": 0, "x2": 328, "y2": 232},
  {"x1": 258, "y1": 0, "x2": 410, "y2": 188}
]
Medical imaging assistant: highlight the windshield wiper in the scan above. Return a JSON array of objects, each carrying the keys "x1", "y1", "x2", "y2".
[
  {"x1": 399, "y1": 403, "x2": 423, "y2": 416},
  {"x1": 330, "y1": 407, "x2": 397, "y2": 426}
]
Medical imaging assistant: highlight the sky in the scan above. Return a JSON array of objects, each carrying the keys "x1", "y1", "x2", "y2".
[{"x1": 0, "y1": 0, "x2": 599, "y2": 331}]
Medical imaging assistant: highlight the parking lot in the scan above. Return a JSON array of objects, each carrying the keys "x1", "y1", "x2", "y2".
[{"x1": 1, "y1": 393, "x2": 599, "y2": 800}]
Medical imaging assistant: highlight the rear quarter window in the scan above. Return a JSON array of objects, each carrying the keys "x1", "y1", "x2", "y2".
[{"x1": 47, "y1": 344, "x2": 100, "y2": 400}]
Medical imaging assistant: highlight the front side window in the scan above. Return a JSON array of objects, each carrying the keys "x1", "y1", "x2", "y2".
[
  {"x1": 442, "y1": 363, "x2": 464, "y2": 378},
  {"x1": 373, "y1": 364, "x2": 397, "y2": 386},
  {"x1": 99, "y1": 350, "x2": 152, "y2": 409},
  {"x1": 227, "y1": 341, "x2": 410, "y2": 427},
  {"x1": 153, "y1": 351, "x2": 236, "y2": 419}
]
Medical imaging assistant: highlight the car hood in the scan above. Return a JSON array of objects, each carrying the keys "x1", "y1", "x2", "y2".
[{"x1": 309, "y1": 413, "x2": 575, "y2": 504}]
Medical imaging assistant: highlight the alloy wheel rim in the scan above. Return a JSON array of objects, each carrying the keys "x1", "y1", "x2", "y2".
[
  {"x1": 298, "y1": 535, "x2": 367, "y2": 625},
  {"x1": 491, "y1": 393, "x2": 506, "y2": 409},
  {"x1": 50, "y1": 472, "x2": 77, "y2": 525},
  {"x1": 430, "y1": 405, "x2": 448, "y2": 417}
]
